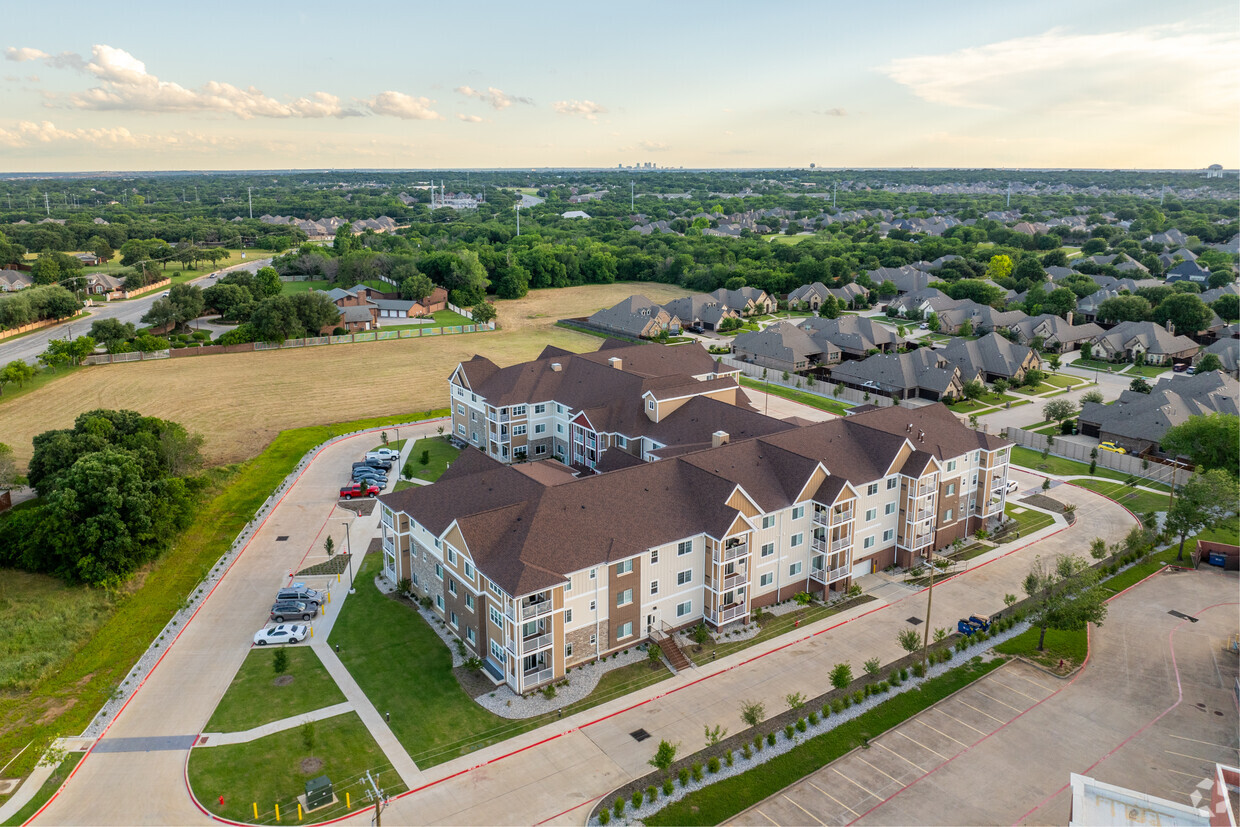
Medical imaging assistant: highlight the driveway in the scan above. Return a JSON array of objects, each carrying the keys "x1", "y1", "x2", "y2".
[{"x1": 0, "y1": 257, "x2": 270, "y2": 365}]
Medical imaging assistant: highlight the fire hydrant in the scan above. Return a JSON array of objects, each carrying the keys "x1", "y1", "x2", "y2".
[{"x1": 219, "y1": 796, "x2": 225, "y2": 807}]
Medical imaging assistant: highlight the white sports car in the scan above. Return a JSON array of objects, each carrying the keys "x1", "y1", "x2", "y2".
[{"x1": 253, "y1": 624, "x2": 308, "y2": 646}]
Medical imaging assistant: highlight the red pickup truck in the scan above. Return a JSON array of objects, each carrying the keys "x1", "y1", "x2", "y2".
[{"x1": 339, "y1": 482, "x2": 380, "y2": 499}]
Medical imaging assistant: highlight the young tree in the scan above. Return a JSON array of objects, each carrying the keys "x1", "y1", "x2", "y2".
[
  {"x1": 926, "y1": 312, "x2": 940, "y2": 332},
  {"x1": 254, "y1": 266, "x2": 283, "y2": 298},
  {"x1": 301, "y1": 719, "x2": 316, "y2": 759},
  {"x1": 1022, "y1": 555, "x2": 1108, "y2": 651},
  {"x1": 739, "y1": 699, "x2": 765, "y2": 728},
  {"x1": 1128, "y1": 377, "x2": 1152, "y2": 394},
  {"x1": 829, "y1": 662, "x2": 852, "y2": 690},
  {"x1": 470, "y1": 301, "x2": 497, "y2": 325},
  {"x1": 992, "y1": 377, "x2": 1010, "y2": 396},
  {"x1": 1194, "y1": 353, "x2": 1223, "y2": 374},
  {"x1": 272, "y1": 648, "x2": 289, "y2": 675},
  {"x1": 0, "y1": 359, "x2": 38, "y2": 394},
  {"x1": 962, "y1": 380, "x2": 985, "y2": 401},
  {"x1": 1160, "y1": 413, "x2": 1238, "y2": 475},
  {"x1": 1166, "y1": 470, "x2": 1240, "y2": 562},
  {"x1": 648, "y1": 739, "x2": 677, "y2": 773},
  {"x1": 863, "y1": 657, "x2": 880, "y2": 675},
  {"x1": 819, "y1": 295, "x2": 840, "y2": 319},
  {"x1": 1080, "y1": 389, "x2": 1104, "y2": 405},
  {"x1": 1042, "y1": 398, "x2": 1077, "y2": 426},
  {"x1": 323, "y1": 536, "x2": 335, "y2": 557},
  {"x1": 897, "y1": 628, "x2": 922, "y2": 654},
  {"x1": 1048, "y1": 354, "x2": 1062, "y2": 373}
]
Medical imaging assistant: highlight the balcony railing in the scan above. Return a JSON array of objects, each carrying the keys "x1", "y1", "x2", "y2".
[
  {"x1": 985, "y1": 498, "x2": 1005, "y2": 515},
  {"x1": 811, "y1": 535, "x2": 828, "y2": 553},
  {"x1": 521, "y1": 632, "x2": 553, "y2": 653},
  {"x1": 811, "y1": 565, "x2": 850, "y2": 584},
  {"x1": 719, "y1": 603, "x2": 747, "y2": 622},
  {"x1": 382, "y1": 537, "x2": 395, "y2": 555},
  {"x1": 520, "y1": 598, "x2": 554, "y2": 620},
  {"x1": 523, "y1": 666, "x2": 553, "y2": 687},
  {"x1": 905, "y1": 532, "x2": 933, "y2": 550},
  {"x1": 832, "y1": 508, "x2": 853, "y2": 525},
  {"x1": 832, "y1": 536, "x2": 852, "y2": 552},
  {"x1": 714, "y1": 542, "x2": 749, "y2": 563},
  {"x1": 721, "y1": 571, "x2": 746, "y2": 590}
]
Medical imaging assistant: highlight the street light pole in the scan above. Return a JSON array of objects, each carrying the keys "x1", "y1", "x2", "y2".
[{"x1": 342, "y1": 521, "x2": 355, "y2": 593}]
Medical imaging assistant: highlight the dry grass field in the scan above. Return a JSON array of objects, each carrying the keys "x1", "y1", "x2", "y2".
[{"x1": 0, "y1": 282, "x2": 688, "y2": 467}]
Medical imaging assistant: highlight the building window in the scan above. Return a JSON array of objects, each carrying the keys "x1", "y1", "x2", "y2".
[
  {"x1": 865, "y1": 508, "x2": 877, "y2": 522},
  {"x1": 465, "y1": 594, "x2": 474, "y2": 611},
  {"x1": 491, "y1": 640, "x2": 504, "y2": 661},
  {"x1": 557, "y1": 404, "x2": 565, "y2": 414},
  {"x1": 457, "y1": 424, "x2": 466, "y2": 436},
  {"x1": 789, "y1": 561, "x2": 802, "y2": 577},
  {"x1": 489, "y1": 606, "x2": 502, "y2": 626},
  {"x1": 946, "y1": 483, "x2": 956, "y2": 496},
  {"x1": 589, "y1": 633, "x2": 597, "y2": 647},
  {"x1": 565, "y1": 643, "x2": 573, "y2": 658},
  {"x1": 464, "y1": 561, "x2": 474, "y2": 578},
  {"x1": 513, "y1": 405, "x2": 526, "y2": 416},
  {"x1": 676, "y1": 601, "x2": 692, "y2": 617},
  {"x1": 448, "y1": 579, "x2": 457, "y2": 596},
  {"x1": 678, "y1": 540, "x2": 693, "y2": 556},
  {"x1": 882, "y1": 528, "x2": 894, "y2": 542},
  {"x1": 616, "y1": 559, "x2": 633, "y2": 575},
  {"x1": 946, "y1": 460, "x2": 957, "y2": 472},
  {"x1": 650, "y1": 580, "x2": 659, "y2": 595},
  {"x1": 863, "y1": 536, "x2": 875, "y2": 549},
  {"x1": 435, "y1": 564, "x2": 443, "y2": 580},
  {"x1": 471, "y1": 431, "x2": 479, "y2": 443},
  {"x1": 887, "y1": 477, "x2": 898, "y2": 490},
  {"x1": 589, "y1": 600, "x2": 596, "y2": 612},
  {"x1": 790, "y1": 533, "x2": 803, "y2": 547},
  {"x1": 564, "y1": 578, "x2": 571, "y2": 593},
  {"x1": 617, "y1": 588, "x2": 633, "y2": 607},
  {"x1": 447, "y1": 548, "x2": 457, "y2": 565},
  {"x1": 761, "y1": 515, "x2": 775, "y2": 529},
  {"x1": 616, "y1": 435, "x2": 627, "y2": 448},
  {"x1": 513, "y1": 425, "x2": 527, "y2": 436},
  {"x1": 534, "y1": 423, "x2": 546, "y2": 434},
  {"x1": 650, "y1": 549, "x2": 659, "y2": 564},
  {"x1": 885, "y1": 502, "x2": 896, "y2": 515},
  {"x1": 867, "y1": 483, "x2": 879, "y2": 496},
  {"x1": 565, "y1": 608, "x2": 573, "y2": 623},
  {"x1": 945, "y1": 508, "x2": 955, "y2": 522},
  {"x1": 534, "y1": 403, "x2": 546, "y2": 414},
  {"x1": 557, "y1": 424, "x2": 565, "y2": 434},
  {"x1": 677, "y1": 570, "x2": 692, "y2": 586},
  {"x1": 589, "y1": 568, "x2": 596, "y2": 579},
  {"x1": 647, "y1": 400, "x2": 655, "y2": 410},
  {"x1": 535, "y1": 444, "x2": 547, "y2": 455},
  {"x1": 436, "y1": 594, "x2": 444, "y2": 610},
  {"x1": 457, "y1": 403, "x2": 464, "y2": 415},
  {"x1": 761, "y1": 542, "x2": 775, "y2": 557},
  {"x1": 760, "y1": 572, "x2": 773, "y2": 587},
  {"x1": 618, "y1": 621, "x2": 633, "y2": 639},
  {"x1": 466, "y1": 627, "x2": 476, "y2": 643}
]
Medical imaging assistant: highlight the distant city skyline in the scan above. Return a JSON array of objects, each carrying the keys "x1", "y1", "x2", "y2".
[{"x1": 1, "y1": 0, "x2": 1236, "y2": 172}]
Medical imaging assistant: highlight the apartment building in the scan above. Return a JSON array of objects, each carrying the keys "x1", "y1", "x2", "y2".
[
  {"x1": 379, "y1": 399, "x2": 1011, "y2": 695},
  {"x1": 448, "y1": 339, "x2": 788, "y2": 470}
]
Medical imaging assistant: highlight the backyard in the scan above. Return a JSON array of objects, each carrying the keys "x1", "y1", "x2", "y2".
[{"x1": 737, "y1": 377, "x2": 850, "y2": 416}]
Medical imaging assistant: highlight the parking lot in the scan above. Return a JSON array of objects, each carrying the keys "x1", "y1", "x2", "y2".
[{"x1": 731, "y1": 566, "x2": 1240, "y2": 826}]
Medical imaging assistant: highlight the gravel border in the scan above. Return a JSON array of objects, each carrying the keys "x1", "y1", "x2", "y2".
[
  {"x1": 590, "y1": 618, "x2": 1034, "y2": 826},
  {"x1": 476, "y1": 647, "x2": 651, "y2": 718}
]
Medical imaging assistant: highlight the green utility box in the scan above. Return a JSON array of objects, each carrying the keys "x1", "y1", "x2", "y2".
[{"x1": 305, "y1": 776, "x2": 332, "y2": 810}]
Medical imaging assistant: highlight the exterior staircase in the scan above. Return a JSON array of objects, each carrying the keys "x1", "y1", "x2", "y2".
[{"x1": 651, "y1": 630, "x2": 691, "y2": 673}]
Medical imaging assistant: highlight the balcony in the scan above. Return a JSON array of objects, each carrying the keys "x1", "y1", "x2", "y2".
[
  {"x1": 520, "y1": 595, "x2": 554, "y2": 620},
  {"x1": 811, "y1": 565, "x2": 850, "y2": 584},
  {"x1": 714, "y1": 542, "x2": 749, "y2": 563},
  {"x1": 832, "y1": 536, "x2": 852, "y2": 553},
  {"x1": 811, "y1": 535, "x2": 828, "y2": 553},
  {"x1": 521, "y1": 631, "x2": 553, "y2": 653},
  {"x1": 904, "y1": 532, "x2": 933, "y2": 550},
  {"x1": 813, "y1": 510, "x2": 830, "y2": 527},
  {"x1": 985, "y1": 497, "x2": 1005, "y2": 515},
  {"x1": 719, "y1": 603, "x2": 747, "y2": 623},
  {"x1": 523, "y1": 666, "x2": 554, "y2": 687},
  {"x1": 382, "y1": 536, "x2": 395, "y2": 555}
]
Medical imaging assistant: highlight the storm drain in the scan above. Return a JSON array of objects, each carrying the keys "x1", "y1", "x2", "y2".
[
  {"x1": 906, "y1": 617, "x2": 923, "y2": 625},
  {"x1": 630, "y1": 729, "x2": 651, "y2": 742},
  {"x1": 276, "y1": 535, "x2": 289, "y2": 542}
]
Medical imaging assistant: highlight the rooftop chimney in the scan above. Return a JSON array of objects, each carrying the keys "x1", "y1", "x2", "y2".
[
  {"x1": 712, "y1": 430, "x2": 730, "y2": 448},
  {"x1": 917, "y1": 430, "x2": 925, "y2": 442},
  {"x1": 609, "y1": 356, "x2": 623, "y2": 370},
  {"x1": 551, "y1": 362, "x2": 562, "y2": 372},
  {"x1": 1065, "y1": 311, "x2": 1073, "y2": 326},
  {"x1": 1165, "y1": 320, "x2": 1175, "y2": 335}
]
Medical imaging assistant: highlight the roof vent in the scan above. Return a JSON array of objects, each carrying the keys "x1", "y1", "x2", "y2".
[
  {"x1": 712, "y1": 430, "x2": 730, "y2": 448},
  {"x1": 608, "y1": 356, "x2": 623, "y2": 370},
  {"x1": 551, "y1": 362, "x2": 562, "y2": 372}
]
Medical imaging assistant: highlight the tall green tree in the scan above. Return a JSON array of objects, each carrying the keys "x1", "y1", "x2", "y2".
[
  {"x1": 0, "y1": 360, "x2": 37, "y2": 394},
  {"x1": 1152, "y1": 293, "x2": 1214, "y2": 335},
  {"x1": 1160, "y1": 413, "x2": 1238, "y2": 476},
  {"x1": 1166, "y1": 470, "x2": 1240, "y2": 561},
  {"x1": 1022, "y1": 555, "x2": 1108, "y2": 651}
]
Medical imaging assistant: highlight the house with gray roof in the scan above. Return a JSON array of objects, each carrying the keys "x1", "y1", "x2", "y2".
[
  {"x1": 1010, "y1": 313, "x2": 1104, "y2": 352},
  {"x1": 1090, "y1": 321, "x2": 1201, "y2": 365},
  {"x1": 1164, "y1": 260, "x2": 1213, "y2": 285},
  {"x1": 935, "y1": 301, "x2": 1027, "y2": 335},
  {"x1": 708, "y1": 286, "x2": 776, "y2": 316},
  {"x1": 787, "y1": 282, "x2": 869, "y2": 310},
  {"x1": 0, "y1": 269, "x2": 34, "y2": 292},
  {"x1": 586, "y1": 295, "x2": 680, "y2": 339},
  {"x1": 662, "y1": 294, "x2": 738, "y2": 331},
  {"x1": 1078, "y1": 370, "x2": 1238, "y2": 454},
  {"x1": 799, "y1": 315, "x2": 904, "y2": 359},
  {"x1": 937, "y1": 333, "x2": 1040, "y2": 383},
  {"x1": 887, "y1": 288, "x2": 963, "y2": 319},
  {"x1": 731, "y1": 321, "x2": 836, "y2": 373},
  {"x1": 867, "y1": 266, "x2": 930, "y2": 296},
  {"x1": 1198, "y1": 339, "x2": 1239, "y2": 377},
  {"x1": 829, "y1": 349, "x2": 968, "y2": 402}
]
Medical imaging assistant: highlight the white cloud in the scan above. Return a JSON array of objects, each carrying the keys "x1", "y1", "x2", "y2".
[
  {"x1": 455, "y1": 85, "x2": 532, "y2": 109},
  {"x1": 639, "y1": 140, "x2": 668, "y2": 152},
  {"x1": 881, "y1": 26, "x2": 1239, "y2": 123},
  {"x1": 0, "y1": 119, "x2": 233, "y2": 150},
  {"x1": 5, "y1": 47, "x2": 86, "y2": 70},
  {"x1": 456, "y1": 113, "x2": 483, "y2": 123},
  {"x1": 552, "y1": 99, "x2": 606, "y2": 119},
  {"x1": 366, "y1": 91, "x2": 442, "y2": 120}
]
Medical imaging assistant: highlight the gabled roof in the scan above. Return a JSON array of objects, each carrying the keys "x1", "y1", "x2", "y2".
[
  {"x1": 937, "y1": 332, "x2": 1036, "y2": 379},
  {"x1": 732, "y1": 321, "x2": 825, "y2": 364},
  {"x1": 1092, "y1": 321, "x2": 1201, "y2": 356},
  {"x1": 1078, "y1": 371, "x2": 1238, "y2": 443},
  {"x1": 799, "y1": 315, "x2": 904, "y2": 353},
  {"x1": 1011, "y1": 314, "x2": 1103, "y2": 344},
  {"x1": 829, "y1": 349, "x2": 962, "y2": 395}
]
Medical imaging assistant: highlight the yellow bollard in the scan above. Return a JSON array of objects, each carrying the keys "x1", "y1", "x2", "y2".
[
  {"x1": 253, "y1": 803, "x2": 258, "y2": 820},
  {"x1": 310, "y1": 626, "x2": 314, "y2": 638},
  {"x1": 337, "y1": 573, "x2": 341, "y2": 583},
  {"x1": 328, "y1": 591, "x2": 332, "y2": 603},
  {"x1": 275, "y1": 803, "x2": 280, "y2": 822},
  {"x1": 346, "y1": 792, "x2": 351, "y2": 809},
  {"x1": 298, "y1": 803, "x2": 303, "y2": 821}
]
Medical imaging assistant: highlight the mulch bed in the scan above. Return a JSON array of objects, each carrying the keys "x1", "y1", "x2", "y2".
[{"x1": 338, "y1": 500, "x2": 376, "y2": 517}]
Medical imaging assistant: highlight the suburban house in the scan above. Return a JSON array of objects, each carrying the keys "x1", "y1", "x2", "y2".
[
  {"x1": 934, "y1": 301, "x2": 1028, "y2": 335},
  {"x1": 1164, "y1": 261, "x2": 1214, "y2": 285},
  {"x1": 887, "y1": 288, "x2": 961, "y2": 319},
  {"x1": 334, "y1": 306, "x2": 377, "y2": 333},
  {"x1": 1089, "y1": 321, "x2": 1201, "y2": 365},
  {"x1": 1157, "y1": 248, "x2": 1197, "y2": 269},
  {"x1": 74, "y1": 253, "x2": 104, "y2": 267},
  {"x1": 585, "y1": 295, "x2": 681, "y2": 339},
  {"x1": 447, "y1": 340, "x2": 774, "y2": 469},
  {"x1": 662, "y1": 294, "x2": 740, "y2": 331},
  {"x1": 1078, "y1": 371, "x2": 1239, "y2": 454},
  {"x1": 788, "y1": 282, "x2": 870, "y2": 311},
  {"x1": 829, "y1": 350, "x2": 972, "y2": 401},
  {"x1": 936, "y1": 333, "x2": 1041, "y2": 384},
  {"x1": 866, "y1": 266, "x2": 930, "y2": 296},
  {"x1": 1199, "y1": 339, "x2": 1239, "y2": 376},
  {"x1": 798, "y1": 315, "x2": 905, "y2": 359},
  {"x1": 317, "y1": 283, "x2": 448, "y2": 331},
  {"x1": 0, "y1": 269, "x2": 34, "y2": 292},
  {"x1": 708, "y1": 286, "x2": 776, "y2": 316},
  {"x1": 731, "y1": 322, "x2": 838, "y2": 373},
  {"x1": 82, "y1": 273, "x2": 125, "y2": 295},
  {"x1": 1010, "y1": 313, "x2": 1104, "y2": 352},
  {"x1": 377, "y1": 403, "x2": 1012, "y2": 694}
]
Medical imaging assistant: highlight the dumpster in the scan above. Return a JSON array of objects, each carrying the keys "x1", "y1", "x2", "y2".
[
  {"x1": 1208, "y1": 552, "x2": 1227, "y2": 567},
  {"x1": 306, "y1": 776, "x2": 332, "y2": 810}
]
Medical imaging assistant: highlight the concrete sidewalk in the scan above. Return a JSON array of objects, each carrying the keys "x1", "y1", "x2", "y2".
[{"x1": 199, "y1": 702, "x2": 354, "y2": 747}]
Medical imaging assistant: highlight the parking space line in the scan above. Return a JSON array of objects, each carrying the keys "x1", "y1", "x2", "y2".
[
  {"x1": 932, "y1": 708, "x2": 988, "y2": 735},
  {"x1": 987, "y1": 677, "x2": 1043, "y2": 702},
  {"x1": 782, "y1": 794, "x2": 827, "y2": 825},
  {"x1": 975, "y1": 689, "x2": 1025, "y2": 713},
  {"x1": 1163, "y1": 767, "x2": 1211, "y2": 779},
  {"x1": 754, "y1": 806, "x2": 782, "y2": 826},
  {"x1": 857, "y1": 755, "x2": 907, "y2": 785},
  {"x1": 956, "y1": 699, "x2": 1007, "y2": 724},
  {"x1": 894, "y1": 730, "x2": 948, "y2": 761},
  {"x1": 1166, "y1": 749, "x2": 1222, "y2": 765},
  {"x1": 916, "y1": 718, "x2": 971, "y2": 747},
  {"x1": 809, "y1": 781, "x2": 860, "y2": 818},
  {"x1": 832, "y1": 768, "x2": 881, "y2": 800},
  {"x1": 873, "y1": 740, "x2": 929, "y2": 772},
  {"x1": 1010, "y1": 670, "x2": 1054, "y2": 693},
  {"x1": 1168, "y1": 733, "x2": 1237, "y2": 751}
]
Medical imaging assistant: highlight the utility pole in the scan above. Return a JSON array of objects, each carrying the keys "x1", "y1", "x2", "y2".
[
  {"x1": 248, "y1": 187, "x2": 253, "y2": 219},
  {"x1": 342, "y1": 521, "x2": 355, "y2": 593},
  {"x1": 1006, "y1": 181, "x2": 1011, "y2": 209},
  {"x1": 363, "y1": 770, "x2": 386, "y2": 827},
  {"x1": 515, "y1": 204, "x2": 520, "y2": 236},
  {"x1": 832, "y1": 181, "x2": 837, "y2": 209},
  {"x1": 631, "y1": 180, "x2": 634, "y2": 211},
  {"x1": 44, "y1": 192, "x2": 50, "y2": 216},
  {"x1": 921, "y1": 546, "x2": 935, "y2": 668}
]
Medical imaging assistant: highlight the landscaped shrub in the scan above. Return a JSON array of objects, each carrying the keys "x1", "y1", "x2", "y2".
[
  {"x1": 833, "y1": 698, "x2": 846, "y2": 713},
  {"x1": 753, "y1": 734, "x2": 763, "y2": 751},
  {"x1": 852, "y1": 690, "x2": 864, "y2": 705},
  {"x1": 662, "y1": 777, "x2": 674, "y2": 796},
  {"x1": 784, "y1": 723, "x2": 795, "y2": 740},
  {"x1": 942, "y1": 648, "x2": 953, "y2": 661},
  {"x1": 742, "y1": 743, "x2": 752, "y2": 759},
  {"x1": 632, "y1": 789, "x2": 643, "y2": 808},
  {"x1": 863, "y1": 683, "x2": 873, "y2": 697},
  {"x1": 599, "y1": 809, "x2": 610, "y2": 826},
  {"x1": 707, "y1": 756, "x2": 721, "y2": 774},
  {"x1": 613, "y1": 798, "x2": 625, "y2": 817},
  {"x1": 647, "y1": 784, "x2": 658, "y2": 803},
  {"x1": 879, "y1": 680, "x2": 890, "y2": 692},
  {"x1": 913, "y1": 661, "x2": 926, "y2": 677},
  {"x1": 766, "y1": 731, "x2": 777, "y2": 746},
  {"x1": 725, "y1": 749, "x2": 733, "y2": 767},
  {"x1": 678, "y1": 767, "x2": 691, "y2": 787},
  {"x1": 808, "y1": 711, "x2": 819, "y2": 725},
  {"x1": 900, "y1": 668, "x2": 909, "y2": 681},
  {"x1": 796, "y1": 718, "x2": 808, "y2": 732},
  {"x1": 842, "y1": 695, "x2": 852, "y2": 709},
  {"x1": 691, "y1": 762, "x2": 703, "y2": 781}
]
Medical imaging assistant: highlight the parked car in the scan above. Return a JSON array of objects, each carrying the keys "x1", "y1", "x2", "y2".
[
  {"x1": 1186, "y1": 366, "x2": 1197, "y2": 375},
  {"x1": 270, "y1": 601, "x2": 315, "y2": 622},
  {"x1": 253, "y1": 624, "x2": 307, "y2": 646},
  {"x1": 354, "y1": 458, "x2": 392, "y2": 472},
  {"x1": 1098, "y1": 441, "x2": 1127, "y2": 454},
  {"x1": 918, "y1": 323, "x2": 929, "y2": 330},
  {"x1": 340, "y1": 482, "x2": 380, "y2": 499},
  {"x1": 1173, "y1": 363, "x2": 1188, "y2": 372},
  {"x1": 366, "y1": 449, "x2": 400, "y2": 462},
  {"x1": 1006, "y1": 479, "x2": 1019, "y2": 494},
  {"x1": 688, "y1": 324, "x2": 705, "y2": 334},
  {"x1": 351, "y1": 469, "x2": 388, "y2": 485},
  {"x1": 276, "y1": 584, "x2": 324, "y2": 608}
]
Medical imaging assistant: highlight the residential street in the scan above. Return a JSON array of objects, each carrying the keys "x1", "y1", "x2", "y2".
[{"x1": 0, "y1": 257, "x2": 270, "y2": 365}]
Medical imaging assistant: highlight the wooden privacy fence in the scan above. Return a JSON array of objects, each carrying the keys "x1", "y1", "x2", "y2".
[{"x1": 1003, "y1": 425, "x2": 1181, "y2": 484}]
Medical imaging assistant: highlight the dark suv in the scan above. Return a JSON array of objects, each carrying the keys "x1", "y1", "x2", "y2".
[
  {"x1": 270, "y1": 601, "x2": 315, "y2": 622},
  {"x1": 275, "y1": 585, "x2": 324, "y2": 608}
]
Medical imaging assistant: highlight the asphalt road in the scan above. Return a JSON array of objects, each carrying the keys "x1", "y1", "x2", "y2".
[{"x1": 0, "y1": 257, "x2": 271, "y2": 366}]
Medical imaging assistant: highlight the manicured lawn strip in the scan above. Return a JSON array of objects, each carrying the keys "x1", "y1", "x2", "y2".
[
  {"x1": 1099, "y1": 547, "x2": 1180, "y2": 595},
  {"x1": 205, "y1": 647, "x2": 345, "y2": 733},
  {"x1": 1127, "y1": 364, "x2": 1170, "y2": 377},
  {"x1": 684, "y1": 598, "x2": 874, "y2": 667},
  {"x1": 1071, "y1": 479, "x2": 1170, "y2": 515},
  {"x1": 948, "y1": 393, "x2": 1016, "y2": 413},
  {"x1": 371, "y1": 438, "x2": 406, "y2": 453},
  {"x1": 994, "y1": 626, "x2": 1087, "y2": 670},
  {"x1": 738, "y1": 377, "x2": 850, "y2": 416},
  {"x1": 403, "y1": 437, "x2": 460, "y2": 483},
  {"x1": 1009, "y1": 447, "x2": 1171, "y2": 491},
  {"x1": 0, "y1": 409, "x2": 446, "y2": 785},
  {"x1": 279, "y1": 278, "x2": 332, "y2": 295},
  {"x1": 0, "y1": 364, "x2": 84, "y2": 410},
  {"x1": 1012, "y1": 382, "x2": 1058, "y2": 395},
  {"x1": 1002, "y1": 503, "x2": 1055, "y2": 537},
  {"x1": 188, "y1": 712, "x2": 406, "y2": 825},
  {"x1": 432, "y1": 309, "x2": 474, "y2": 327},
  {"x1": 1044, "y1": 374, "x2": 1086, "y2": 388},
  {"x1": 0, "y1": 571, "x2": 114, "y2": 693},
  {"x1": 391, "y1": 480, "x2": 418, "y2": 492},
  {"x1": 1, "y1": 752, "x2": 84, "y2": 827},
  {"x1": 645, "y1": 658, "x2": 1004, "y2": 827},
  {"x1": 1070, "y1": 358, "x2": 1126, "y2": 374}
]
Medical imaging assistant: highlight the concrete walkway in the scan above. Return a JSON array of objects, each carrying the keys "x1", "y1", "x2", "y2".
[{"x1": 199, "y1": 702, "x2": 354, "y2": 747}]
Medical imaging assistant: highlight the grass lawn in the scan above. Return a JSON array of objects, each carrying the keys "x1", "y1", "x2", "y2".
[
  {"x1": 0, "y1": 571, "x2": 115, "y2": 693},
  {"x1": 1001, "y1": 503, "x2": 1055, "y2": 538},
  {"x1": 948, "y1": 393, "x2": 1016, "y2": 413},
  {"x1": 188, "y1": 712, "x2": 406, "y2": 825},
  {"x1": 994, "y1": 626, "x2": 1087, "y2": 671},
  {"x1": 1044, "y1": 373, "x2": 1087, "y2": 388},
  {"x1": 402, "y1": 437, "x2": 460, "y2": 483},
  {"x1": 766, "y1": 234, "x2": 815, "y2": 244},
  {"x1": 683, "y1": 597, "x2": 874, "y2": 666},
  {"x1": 371, "y1": 437, "x2": 405, "y2": 453},
  {"x1": 1008, "y1": 446, "x2": 1171, "y2": 491},
  {"x1": 1, "y1": 752, "x2": 84, "y2": 827},
  {"x1": 1012, "y1": 382, "x2": 1059, "y2": 395},
  {"x1": 738, "y1": 377, "x2": 849, "y2": 416},
  {"x1": 0, "y1": 410, "x2": 446, "y2": 789},
  {"x1": 204, "y1": 647, "x2": 345, "y2": 733},
  {"x1": 1070, "y1": 358, "x2": 1125, "y2": 374},
  {"x1": 1128, "y1": 363, "x2": 1171, "y2": 377},
  {"x1": 279, "y1": 279, "x2": 332, "y2": 296},
  {"x1": 0, "y1": 364, "x2": 84, "y2": 411},
  {"x1": 1071, "y1": 479, "x2": 1171, "y2": 515},
  {"x1": 392, "y1": 480, "x2": 419, "y2": 492},
  {"x1": 645, "y1": 657, "x2": 1004, "y2": 826},
  {"x1": 432, "y1": 309, "x2": 474, "y2": 327}
]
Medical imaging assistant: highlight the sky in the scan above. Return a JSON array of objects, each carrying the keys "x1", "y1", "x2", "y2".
[{"x1": 1, "y1": 0, "x2": 1237, "y2": 172}]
